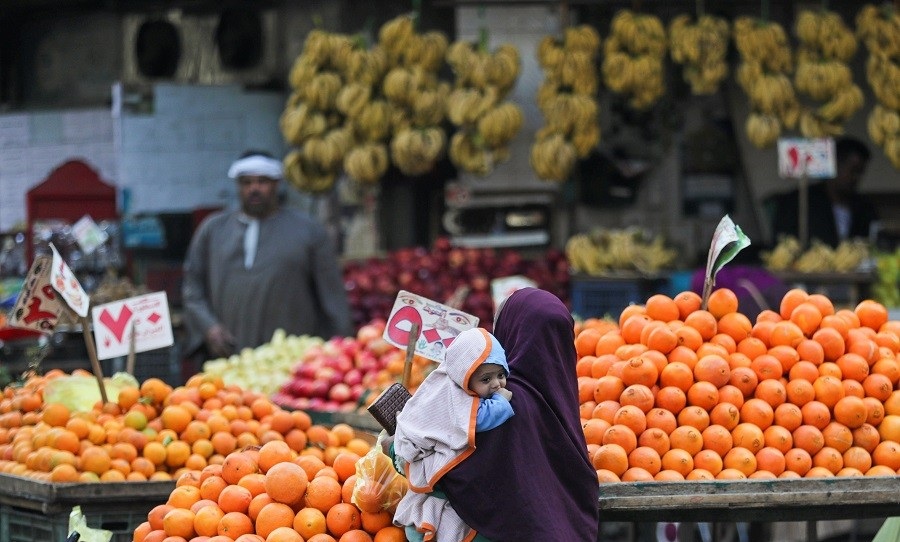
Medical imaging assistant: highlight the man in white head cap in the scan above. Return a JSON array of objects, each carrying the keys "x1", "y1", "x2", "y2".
[{"x1": 182, "y1": 150, "x2": 352, "y2": 361}]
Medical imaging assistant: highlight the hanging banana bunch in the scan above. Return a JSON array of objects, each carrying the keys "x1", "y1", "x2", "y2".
[
  {"x1": 376, "y1": 14, "x2": 451, "y2": 177},
  {"x1": 857, "y1": 4, "x2": 900, "y2": 168},
  {"x1": 793, "y1": 9, "x2": 864, "y2": 139},
  {"x1": 531, "y1": 24, "x2": 601, "y2": 183},
  {"x1": 602, "y1": 10, "x2": 667, "y2": 110},
  {"x1": 445, "y1": 38, "x2": 524, "y2": 176},
  {"x1": 333, "y1": 35, "x2": 392, "y2": 186},
  {"x1": 668, "y1": 14, "x2": 730, "y2": 95},
  {"x1": 733, "y1": 17, "x2": 799, "y2": 149},
  {"x1": 281, "y1": 30, "x2": 357, "y2": 193}
]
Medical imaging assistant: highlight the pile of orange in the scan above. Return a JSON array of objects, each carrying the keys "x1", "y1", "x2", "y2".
[
  {"x1": 0, "y1": 371, "x2": 373, "y2": 486},
  {"x1": 133, "y1": 441, "x2": 406, "y2": 542},
  {"x1": 575, "y1": 288, "x2": 900, "y2": 481}
]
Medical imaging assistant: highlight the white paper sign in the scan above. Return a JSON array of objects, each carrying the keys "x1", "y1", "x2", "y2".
[
  {"x1": 490, "y1": 275, "x2": 537, "y2": 311},
  {"x1": 49, "y1": 243, "x2": 90, "y2": 318},
  {"x1": 777, "y1": 138, "x2": 836, "y2": 179},
  {"x1": 91, "y1": 291, "x2": 174, "y2": 360},
  {"x1": 72, "y1": 215, "x2": 109, "y2": 255},
  {"x1": 383, "y1": 290, "x2": 480, "y2": 363}
]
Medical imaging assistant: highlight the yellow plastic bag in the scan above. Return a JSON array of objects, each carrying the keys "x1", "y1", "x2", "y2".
[
  {"x1": 351, "y1": 431, "x2": 408, "y2": 514},
  {"x1": 67, "y1": 506, "x2": 112, "y2": 542},
  {"x1": 44, "y1": 372, "x2": 139, "y2": 412}
]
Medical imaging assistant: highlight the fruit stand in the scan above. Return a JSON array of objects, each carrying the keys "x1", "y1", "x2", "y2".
[
  {"x1": 0, "y1": 475, "x2": 174, "y2": 542},
  {"x1": 597, "y1": 478, "x2": 899, "y2": 541}
]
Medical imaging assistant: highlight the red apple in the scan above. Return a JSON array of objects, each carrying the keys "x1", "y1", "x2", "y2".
[{"x1": 329, "y1": 383, "x2": 352, "y2": 403}]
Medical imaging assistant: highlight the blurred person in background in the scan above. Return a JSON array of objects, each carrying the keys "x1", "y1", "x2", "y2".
[{"x1": 182, "y1": 150, "x2": 352, "y2": 365}]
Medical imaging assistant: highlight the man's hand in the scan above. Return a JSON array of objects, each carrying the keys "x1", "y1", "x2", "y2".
[
  {"x1": 497, "y1": 388, "x2": 513, "y2": 401},
  {"x1": 206, "y1": 324, "x2": 236, "y2": 358}
]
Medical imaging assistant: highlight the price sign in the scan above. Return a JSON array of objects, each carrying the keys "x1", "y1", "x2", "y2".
[
  {"x1": 91, "y1": 292, "x2": 174, "y2": 360},
  {"x1": 49, "y1": 243, "x2": 90, "y2": 317},
  {"x1": 72, "y1": 215, "x2": 109, "y2": 255},
  {"x1": 383, "y1": 290, "x2": 480, "y2": 363},
  {"x1": 777, "y1": 138, "x2": 836, "y2": 179},
  {"x1": 8, "y1": 255, "x2": 67, "y2": 334},
  {"x1": 490, "y1": 275, "x2": 536, "y2": 312}
]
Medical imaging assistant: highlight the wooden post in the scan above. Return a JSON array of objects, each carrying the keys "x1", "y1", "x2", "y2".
[
  {"x1": 126, "y1": 320, "x2": 137, "y2": 376},
  {"x1": 798, "y1": 173, "x2": 809, "y2": 249},
  {"x1": 79, "y1": 316, "x2": 108, "y2": 404},
  {"x1": 402, "y1": 323, "x2": 420, "y2": 388}
]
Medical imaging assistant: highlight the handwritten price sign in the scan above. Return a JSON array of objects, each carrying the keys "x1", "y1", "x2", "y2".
[
  {"x1": 8, "y1": 255, "x2": 67, "y2": 334},
  {"x1": 91, "y1": 292, "x2": 174, "y2": 360},
  {"x1": 383, "y1": 290, "x2": 479, "y2": 363},
  {"x1": 777, "y1": 138, "x2": 836, "y2": 179}
]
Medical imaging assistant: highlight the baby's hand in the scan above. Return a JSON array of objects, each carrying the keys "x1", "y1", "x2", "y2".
[{"x1": 497, "y1": 388, "x2": 513, "y2": 401}]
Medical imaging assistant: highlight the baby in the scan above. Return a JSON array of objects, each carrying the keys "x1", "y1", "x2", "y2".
[{"x1": 392, "y1": 327, "x2": 514, "y2": 542}]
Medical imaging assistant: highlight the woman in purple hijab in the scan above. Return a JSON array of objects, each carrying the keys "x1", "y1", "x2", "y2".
[{"x1": 439, "y1": 287, "x2": 600, "y2": 541}]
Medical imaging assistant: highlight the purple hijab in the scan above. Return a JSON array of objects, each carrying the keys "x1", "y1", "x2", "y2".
[{"x1": 439, "y1": 288, "x2": 599, "y2": 541}]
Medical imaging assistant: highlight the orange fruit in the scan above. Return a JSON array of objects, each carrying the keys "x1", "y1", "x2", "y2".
[
  {"x1": 619, "y1": 384, "x2": 655, "y2": 414},
  {"x1": 813, "y1": 446, "x2": 844, "y2": 474},
  {"x1": 162, "y1": 507, "x2": 196, "y2": 539},
  {"x1": 255, "y1": 502, "x2": 296, "y2": 539},
  {"x1": 684, "y1": 310, "x2": 718, "y2": 341},
  {"x1": 755, "y1": 378, "x2": 787, "y2": 408},
  {"x1": 645, "y1": 408, "x2": 678, "y2": 435},
  {"x1": 646, "y1": 294, "x2": 680, "y2": 322},
  {"x1": 763, "y1": 425, "x2": 794, "y2": 454},
  {"x1": 755, "y1": 446, "x2": 786, "y2": 476},
  {"x1": 628, "y1": 446, "x2": 661, "y2": 475},
  {"x1": 592, "y1": 443, "x2": 629, "y2": 476},
  {"x1": 326, "y1": 502, "x2": 362, "y2": 538},
  {"x1": 707, "y1": 288, "x2": 739, "y2": 320},
  {"x1": 740, "y1": 398, "x2": 775, "y2": 430},
  {"x1": 218, "y1": 511, "x2": 254, "y2": 539},
  {"x1": 669, "y1": 425, "x2": 703, "y2": 456},
  {"x1": 855, "y1": 300, "x2": 889, "y2": 331},
  {"x1": 265, "y1": 460, "x2": 309, "y2": 507},
  {"x1": 784, "y1": 447, "x2": 813, "y2": 476},
  {"x1": 660, "y1": 362, "x2": 694, "y2": 392},
  {"x1": 661, "y1": 448, "x2": 695, "y2": 477},
  {"x1": 612, "y1": 405, "x2": 647, "y2": 436},
  {"x1": 750, "y1": 354, "x2": 783, "y2": 381},
  {"x1": 677, "y1": 405, "x2": 710, "y2": 432},
  {"x1": 813, "y1": 376, "x2": 845, "y2": 408},
  {"x1": 723, "y1": 447, "x2": 757, "y2": 477},
  {"x1": 305, "y1": 475, "x2": 342, "y2": 512},
  {"x1": 731, "y1": 423, "x2": 765, "y2": 453},
  {"x1": 686, "y1": 381, "x2": 719, "y2": 412},
  {"x1": 863, "y1": 373, "x2": 893, "y2": 402},
  {"x1": 601, "y1": 424, "x2": 638, "y2": 454},
  {"x1": 693, "y1": 354, "x2": 731, "y2": 388},
  {"x1": 674, "y1": 291, "x2": 702, "y2": 320},
  {"x1": 638, "y1": 427, "x2": 671, "y2": 457},
  {"x1": 877, "y1": 414, "x2": 900, "y2": 443},
  {"x1": 41, "y1": 403, "x2": 70, "y2": 428},
  {"x1": 701, "y1": 424, "x2": 733, "y2": 457},
  {"x1": 790, "y1": 302, "x2": 823, "y2": 337},
  {"x1": 833, "y1": 396, "x2": 868, "y2": 429},
  {"x1": 575, "y1": 328, "x2": 607, "y2": 358},
  {"x1": 654, "y1": 386, "x2": 687, "y2": 415},
  {"x1": 710, "y1": 402, "x2": 741, "y2": 430},
  {"x1": 218, "y1": 484, "x2": 253, "y2": 514},
  {"x1": 294, "y1": 507, "x2": 328, "y2": 539},
  {"x1": 780, "y1": 288, "x2": 809, "y2": 321},
  {"x1": 194, "y1": 505, "x2": 225, "y2": 537}
]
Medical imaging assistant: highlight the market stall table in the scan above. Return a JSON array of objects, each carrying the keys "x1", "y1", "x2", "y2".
[
  {"x1": 598, "y1": 477, "x2": 900, "y2": 542},
  {"x1": 0, "y1": 473, "x2": 174, "y2": 541}
]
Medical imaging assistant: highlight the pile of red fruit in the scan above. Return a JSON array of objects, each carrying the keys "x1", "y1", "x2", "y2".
[{"x1": 342, "y1": 236, "x2": 570, "y2": 331}]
